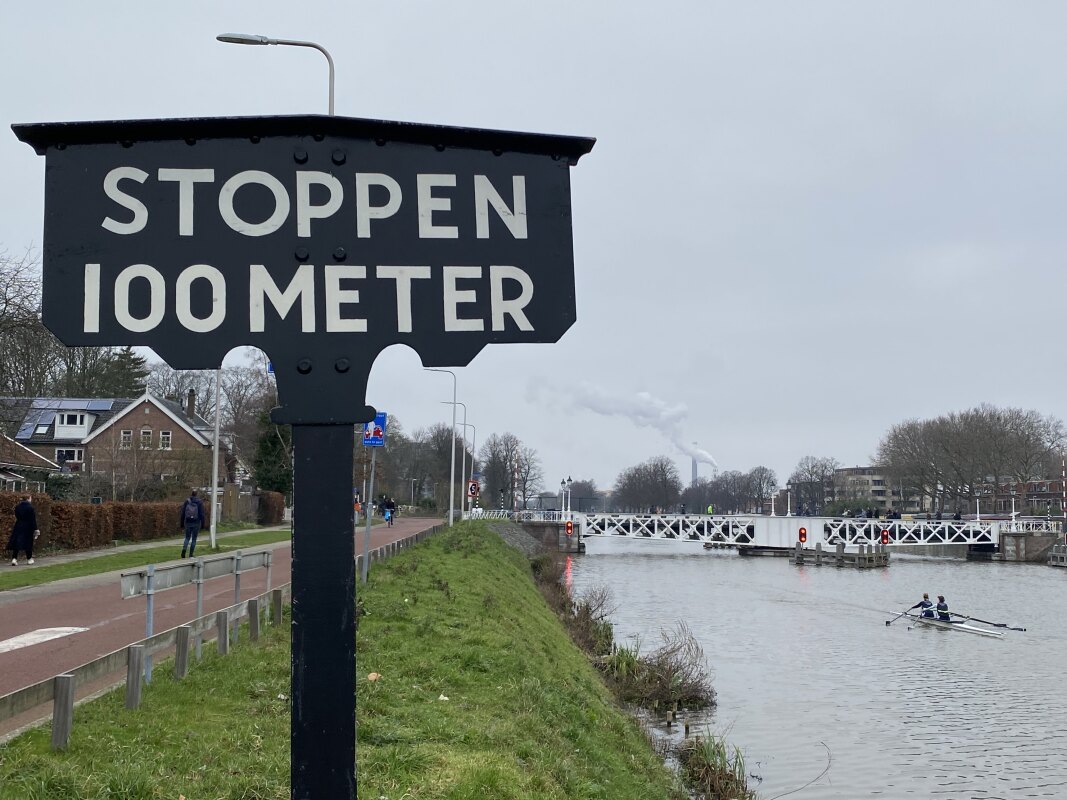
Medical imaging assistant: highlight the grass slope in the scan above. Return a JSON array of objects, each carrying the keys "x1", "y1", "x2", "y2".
[{"x1": 0, "y1": 521, "x2": 684, "y2": 799}]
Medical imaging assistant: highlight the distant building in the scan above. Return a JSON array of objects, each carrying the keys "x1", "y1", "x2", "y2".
[{"x1": 0, "y1": 391, "x2": 229, "y2": 498}]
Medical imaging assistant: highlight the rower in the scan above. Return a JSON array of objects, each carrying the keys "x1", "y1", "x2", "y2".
[
  {"x1": 936, "y1": 595, "x2": 950, "y2": 621},
  {"x1": 912, "y1": 593, "x2": 935, "y2": 618}
]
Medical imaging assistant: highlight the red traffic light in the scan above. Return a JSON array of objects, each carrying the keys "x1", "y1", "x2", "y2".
[
  {"x1": 798, "y1": 526, "x2": 807, "y2": 543},
  {"x1": 881, "y1": 529, "x2": 890, "y2": 545},
  {"x1": 565, "y1": 520, "x2": 574, "y2": 536}
]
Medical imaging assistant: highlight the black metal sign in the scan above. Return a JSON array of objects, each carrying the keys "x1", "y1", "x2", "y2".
[
  {"x1": 14, "y1": 114, "x2": 593, "y2": 800},
  {"x1": 14, "y1": 115, "x2": 594, "y2": 423}
]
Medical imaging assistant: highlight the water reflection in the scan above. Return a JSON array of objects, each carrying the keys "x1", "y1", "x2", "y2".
[{"x1": 569, "y1": 538, "x2": 1067, "y2": 799}]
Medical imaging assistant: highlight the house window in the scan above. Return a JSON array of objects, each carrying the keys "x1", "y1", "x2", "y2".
[
  {"x1": 55, "y1": 448, "x2": 84, "y2": 464},
  {"x1": 159, "y1": 431, "x2": 172, "y2": 450},
  {"x1": 63, "y1": 413, "x2": 85, "y2": 426},
  {"x1": 140, "y1": 428, "x2": 153, "y2": 449},
  {"x1": 120, "y1": 430, "x2": 132, "y2": 450}
]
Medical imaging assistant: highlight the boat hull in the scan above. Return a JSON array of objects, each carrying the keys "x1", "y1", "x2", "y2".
[{"x1": 906, "y1": 613, "x2": 1004, "y2": 638}]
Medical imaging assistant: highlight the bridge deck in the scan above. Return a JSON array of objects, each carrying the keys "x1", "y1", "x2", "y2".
[{"x1": 481, "y1": 511, "x2": 1061, "y2": 548}]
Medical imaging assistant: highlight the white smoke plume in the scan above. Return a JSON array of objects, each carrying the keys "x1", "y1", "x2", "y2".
[{"x1": 570, "y1": 382, "x2": 719, "y2": 471}]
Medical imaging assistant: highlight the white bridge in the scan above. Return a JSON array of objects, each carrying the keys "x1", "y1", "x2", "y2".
[{"x1": 474, "y1": 510, "x2": 1061, "y2": 548}]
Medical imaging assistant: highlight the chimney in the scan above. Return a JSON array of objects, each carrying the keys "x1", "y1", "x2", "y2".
[{"x1": 186, "y1": 389, "x2": 196, "y2": 419}]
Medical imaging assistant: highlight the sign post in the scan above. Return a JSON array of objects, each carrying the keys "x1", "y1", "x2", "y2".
[
  {"x1": 361, "y1": 412, "x2": 387, "y2": 584},
  {"x1": 14, "y1": 113, "x2": 593, "y2": 799}
]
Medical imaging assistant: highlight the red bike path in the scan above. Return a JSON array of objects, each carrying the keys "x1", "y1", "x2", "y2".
[{"x1": 0, "y1": 516, "x2": 441, "y2": 739}]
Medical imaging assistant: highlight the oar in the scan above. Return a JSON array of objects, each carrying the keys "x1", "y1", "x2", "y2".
[
  {"x1": 886, "y1": 607, "x2": 914, "y2": 626},
  {"x1": 958, "y1": 614, "x2": 1026, "y2": 632}
]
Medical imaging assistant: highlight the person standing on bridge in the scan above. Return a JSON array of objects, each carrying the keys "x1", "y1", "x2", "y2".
[
  {"x1": 178, "y1": 489, "x2": 206, "y2": 559},
  {"x1": 936, "y1": 595, "x2": 951, "y2": 621},
  {"x1": 911, "y1": 593, "x2": 935, "y2": 618},
  {"x1": 7, "y1": 494, "x2": 40, "y2": 566}
]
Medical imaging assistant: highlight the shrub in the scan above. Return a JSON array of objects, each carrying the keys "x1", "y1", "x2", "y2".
[{"x1": 257, "y1": 491, "x2": 285, "y2": 525}]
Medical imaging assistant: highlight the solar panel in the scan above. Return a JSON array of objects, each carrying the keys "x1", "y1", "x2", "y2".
[
  {"x1": 87, "y1": 399, "x2": 113, "y2": 411},
  {"x1": 16, "y1": 409, "x2": 54, "y2": 439}
]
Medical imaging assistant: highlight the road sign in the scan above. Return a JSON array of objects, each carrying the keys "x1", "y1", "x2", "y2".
[
  {"x1": 467, "y1": 479, "x2": 479, "y2": 498},
  {"x1": 362, "y1": 412, "x2": 387, "y2": 447},
  {"x1": 13, "y1": 112, "x2": 593, "y2": 800},
  {"x1": 13, "y1": 115, "x2": 595, "y2": 425}
]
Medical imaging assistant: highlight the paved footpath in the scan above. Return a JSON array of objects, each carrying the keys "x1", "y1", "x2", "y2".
[{"x1": 0, "y1": 516, "x2": 441, "y2": 739}]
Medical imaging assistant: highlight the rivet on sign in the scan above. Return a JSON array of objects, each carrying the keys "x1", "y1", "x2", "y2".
[
  {"x1": 334, "y1": 358, "x2": 350, "y2": 374},
  {"x1": 375, "y1": 138, "x2": 387, "y2": 147},
  {"x1": 333, "y1": 248, "x2": 347, "y2": 262},
  {"x1": 294, "y1": 247, "x2": 310, "y2": 262},
  {"x1": 297, "y1": 359, "x2": 313, "y2": 375},
  {"x1": 313, "y1": 133, "x2": 325, "y2": 142},
  {"x1": 492, "y1": 149, "x2": 503, "y2": 157},
  {"x1": 434, "y1": 144, "x2": 446, "y2": 152},
  {"x1": 250, "y1": 135, "x2": 261, "y2": 144},
  {"x1": 185, "y1": 138, "x2": 197, "y2": 147},
  {"x1": 293, "y1": 148, "x2": 308, "y2": 164},
  {"x1": 121, "y1": 141, "x2": 133, "y2": 149},
  {"x1": 332, "y1": 149, "x2": 346, "y2": 165},
  {"x1": 55, "y1": 143, "x2": 66, "y2": 151}
]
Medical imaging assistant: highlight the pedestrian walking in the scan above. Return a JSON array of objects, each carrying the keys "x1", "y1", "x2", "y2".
[
  {"x1": 178, "y1": 489, "x2": 206, "y2": 559},
  {"x1": 7, "y1": 494, "x2": 40, "y2": 565}
]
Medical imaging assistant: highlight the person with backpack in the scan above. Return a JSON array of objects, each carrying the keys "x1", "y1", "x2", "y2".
[{"x1": 178, "y1": 489, "x2": 206, "y2": 559}]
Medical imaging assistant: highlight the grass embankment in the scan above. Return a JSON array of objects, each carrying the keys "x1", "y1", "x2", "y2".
[
  {"x1": 0, "y1": 527, "x2": 291, "y2": 592},
  {"x1": 0, "y1": 521, "x2": 687, "y2": 799}
]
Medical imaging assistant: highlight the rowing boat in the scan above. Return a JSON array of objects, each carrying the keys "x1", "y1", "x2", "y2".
[{"x1": 904, "y1": 612, "x2": 1004, "y2": 638}]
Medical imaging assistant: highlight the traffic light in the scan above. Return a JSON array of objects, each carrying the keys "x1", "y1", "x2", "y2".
[
  {"x1": 881, "y1": 529, "x2": 890, "y2": 545},
  {"x1": 798, "y1": 526, "x2": 807, "y2": 543},
  {"x1": 565, "y1": 520, "x2": 574, "y2": 536}
]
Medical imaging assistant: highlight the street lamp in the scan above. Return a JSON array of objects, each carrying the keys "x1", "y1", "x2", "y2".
[
  {"x1": 566, "y1": 476, "x2": 573, "y2": 515},
  {"x1": 426, "y1": 369, "x2": 457, "y2": 525},
  {"x1": 442, "y1": 401, "x2": 467, "y2": 517},
  {"x1": 217, "y1": 33, "x2": 335, "y2": 115},
  {"x1": 560, "y1": 479, "x2": 565, "y2": 517},
  {"x1": 458, "y1": 422, "x2": 477, "y2": 512}
]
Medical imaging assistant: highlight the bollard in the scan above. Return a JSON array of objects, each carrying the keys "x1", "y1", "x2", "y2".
[
  {"x1": 217, "y1": 611, "x2": 229, "y2": 655},
  {"x1": 857, "y1": 543, "x2": 865, "y2": 569},
  {"x1": 266, "y1": 550, "x2": 273, "y2": 593},
  {"x1": 684, "y1": 720, "x2": 690, "y2": 737},
  {"x1": 249, "y1": 597, "x2": 260, "y2": 642},
  {"x1": 194, "y1": 557, "x2": 205, "y2": 660},
  {"x1": 144, "y1": 564, "x2": 155, "y2": 684},
  {"x1": 125, "y1": 645, "x2": 144, "y2": 709},
  {"x1": 836, "y1": 541, "x2": 845, "y2": 567},
  {"x1": 271, "y1": 588, "x2": 283, "y2": 626},
  {"x1": 794, "y1": 541, "x2": 803, "y2": 565},
  {"x1": 232, "y1": 551, "x2": 242, "y2": 646},
  {"x1": 174, "y1": 626, "x2": 191, "y2": 680},
  {"x1": 50, "y1": 673, "x2": 75, "y2": 750}
]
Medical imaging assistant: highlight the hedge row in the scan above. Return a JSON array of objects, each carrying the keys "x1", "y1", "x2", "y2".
[
  {"x1": 258, "y1": 491, "x2": 285, "y2": 525},
  {"x1": 0, "y1": 492, "x2": 213, "y2": 552}
]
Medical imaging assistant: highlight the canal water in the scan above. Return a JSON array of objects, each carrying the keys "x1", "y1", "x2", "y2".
[{"x1": 567, "y1": 538, "x2": 1067, "y2": 799}]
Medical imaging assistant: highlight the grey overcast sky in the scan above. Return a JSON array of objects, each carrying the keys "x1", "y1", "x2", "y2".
[{"x1": 2, "y1": 2, "x2": 1065, "y2": 492}]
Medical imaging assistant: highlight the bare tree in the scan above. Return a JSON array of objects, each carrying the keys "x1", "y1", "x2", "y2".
[{"x1": 514, "y1": 445, "x2": 544, "y2": 508}]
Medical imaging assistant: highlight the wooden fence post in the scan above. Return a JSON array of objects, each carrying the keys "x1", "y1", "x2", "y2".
[
  {"x1": 249, "y1": 598, "x2": 260, "y2": 642},
  {"x1": 815, "y1": 541, "x2": 823, "y2": 566},
  {"x1": 216, "y1": 611, "x2": 229, "y2": 655},
  {"x1": 125, "y1": 645, "x2": 144, "y2": 710},
  {"x1": 174, "y1": 626, "x2": 191, "y2": 680},
  {"x1": 836, "y1": 541, "x2": 845, "y2": 566},
  {"x1": 50, "y1": 673, "x2": 75, "y2": 750},
  {"x1": 271, "y1": 588, "x2": 283, "y2": 626}
]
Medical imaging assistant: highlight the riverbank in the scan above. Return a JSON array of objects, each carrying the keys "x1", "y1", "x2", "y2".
[{"x1": 0, "y1": 521, "x2": 687, "y2": 799}]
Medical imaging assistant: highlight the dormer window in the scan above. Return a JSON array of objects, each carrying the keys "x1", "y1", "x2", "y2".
[{"x1": 55, "y1": 412, "x2": 94, "y2": 439}]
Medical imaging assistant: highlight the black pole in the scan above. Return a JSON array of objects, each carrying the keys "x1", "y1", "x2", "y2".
[{"x1": 291, "y1": 424, "x2": 356, "y2": 799}]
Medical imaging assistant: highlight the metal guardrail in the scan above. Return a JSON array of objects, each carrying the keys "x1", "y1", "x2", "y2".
[
  {"x1": 121, "y1": 549, "x2": 274, "y2": 682},
  {"x1": 0, "y1": 522, "x2": 446, "y2": 751},
  {"x1": 0, "y1": 583, "x2": 289, "y2": 751}
]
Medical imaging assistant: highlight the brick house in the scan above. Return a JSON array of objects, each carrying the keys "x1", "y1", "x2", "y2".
[
  {"x1": 0, "y1": 391, "x2": 227, "y2": 499},
  {"x1": 0, "y1": 432, "x2": 61, "y2": 492}
]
